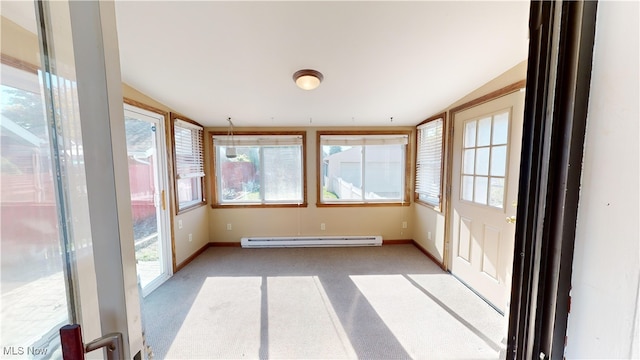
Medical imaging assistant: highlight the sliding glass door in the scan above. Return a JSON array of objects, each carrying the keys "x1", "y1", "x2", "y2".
[{"x1": 1, "y1": 0, "x2": 104, "y2": 355}]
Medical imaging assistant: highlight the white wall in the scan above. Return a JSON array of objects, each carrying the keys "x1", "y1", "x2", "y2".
[{"x1": 565, "y1": 1, "x2": 640, "y2": 358}]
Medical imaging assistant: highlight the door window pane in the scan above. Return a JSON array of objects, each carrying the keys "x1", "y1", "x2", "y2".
[
  {"x1": 491, "y1": 145, "x2": 508, "y2": 176},
  {"x1": 492, "y1": 112, "x2": 509, "y2": 145},
  {"x1": 476, "y1": 148, "x2": 490, "y2": 176},
  {"x1": 489, "y1": 178, "x2": 505, "y2": 208},
  {"x1": 474, "y1": 176, "x2": 488, "y2": 205},
  {"x1": 464, "y1": 120, "x2": 476, "y2": 148},
  {"x1": 462, "y1": 175, "x2": 474, "y2": 202},
  {"x1": 463, "y1": 149, "x2": 475, "y2": 175},
  {"x1": 477, "y1": 117, "x2": 492, "y2": 147}
]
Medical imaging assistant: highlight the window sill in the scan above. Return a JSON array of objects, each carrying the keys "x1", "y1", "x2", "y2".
[
  {"x1": 316, "y1": 202, "x2": 410, "y2": 208},
  {"x1": 177, "y1": 201, "x2": 207, "y2": 215},
  {"x1": 211, "y1": 202, "x2": 308, "y2": 209},
  {"x1": 415, "y1": 199, "x2": 442, "y2": 212}
]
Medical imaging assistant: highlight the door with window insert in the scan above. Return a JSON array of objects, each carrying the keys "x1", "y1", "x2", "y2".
[
  {"x1": 450, "y1": 90, "x2": 525, "y2": 313},
  {"x1": 124, "y1": 104, "x2": 173, "y2": 296}
]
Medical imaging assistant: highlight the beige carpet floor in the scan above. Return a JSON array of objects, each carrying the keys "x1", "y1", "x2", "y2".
[{"x1": 141, "y1": 245, "x2": 505, "y2": 359}]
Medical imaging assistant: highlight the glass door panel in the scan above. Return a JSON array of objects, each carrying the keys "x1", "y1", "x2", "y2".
[
  {"x1": 0, "y1": 60, "x2": 72, "y2": 360},
  {"x1": 124, "y1": 105, "x2": 172, "y2": 296},
  {"x1": 1, "y1": 0, "x2": 102, "y2": 356}
]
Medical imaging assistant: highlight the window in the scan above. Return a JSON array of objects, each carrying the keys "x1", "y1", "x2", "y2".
[
  {"x1": 415, "y1": 114, "x2": 445, "y2": 209},
  {"x1": 318, "y1": 131, "x2": 411, "y2": 206},
  {"x1": 461, "y1": 110, "x2": 510, "y2": 209},
  {"x1": 172, "y1": 113, "x2": 205, "y2": 212},
  {"x1": 211, "y1": 132, "x2": 306, "y2": 207}
]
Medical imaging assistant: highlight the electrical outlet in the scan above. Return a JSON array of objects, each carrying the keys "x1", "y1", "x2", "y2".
[
  {"x1": 226, "y1": 223, "x2": 232, "y2": 231},
  {"x1": 402, "y1": 221, "x2": 408, "y2": 229},
  {"x1": 320, "y1": 223, "x2": 326, "y2": 231},
  {"x1": 428, "y1": 231, "x2": 432, "y2": 240},
  {"x1": 178, "y1": 219, "x2": 183, "y2": 229},
  {"x1": 188, "y1": 233, "x2": 193, "y2": 242}
]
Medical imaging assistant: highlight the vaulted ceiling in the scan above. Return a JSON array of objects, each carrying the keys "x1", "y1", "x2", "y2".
[{"x1": 115, "y1": 1, "x2": 530, "y2": 127}]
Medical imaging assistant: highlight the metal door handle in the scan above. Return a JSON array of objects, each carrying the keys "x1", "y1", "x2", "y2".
[
  {"x1": 85, "y1": 333, "x2": 124, "y2": 360},
  {"x1": 506, "y1": 216, "x2": 517, "y2": 224},
  {"x1": 60, "y1": 324, "x2": 124, "y2": 360}
]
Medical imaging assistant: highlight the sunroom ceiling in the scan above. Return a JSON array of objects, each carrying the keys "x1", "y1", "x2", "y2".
[{"x1": 114, "y1": 1, "x2": 530, "y2": 127}]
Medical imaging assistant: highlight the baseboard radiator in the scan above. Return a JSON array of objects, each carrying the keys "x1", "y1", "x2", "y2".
[{"x1": 241, "y1": 235, "x2": 382, "y2": 248}]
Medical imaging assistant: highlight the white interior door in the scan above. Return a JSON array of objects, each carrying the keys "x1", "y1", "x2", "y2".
[
  {"x1": 124, "y1": 104, "x2": 173, "y2": 296},
  {"x1": 450, "y1": 90, "x2": 525, "y2": 313}
]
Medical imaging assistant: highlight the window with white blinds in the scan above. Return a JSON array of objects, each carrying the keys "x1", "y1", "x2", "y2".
[
  {"x1": 318, "y1": 132, "x2": 410, "y2": 205},
  {"x1": 415, "y1": 116, "x2": 444, "y2": 209},
  {"x1": 173, "y1": 116, "x2": 205, "y2": 211},
  {"x1": 211, "y1": 132, "x2": 306, "y2": 206}
]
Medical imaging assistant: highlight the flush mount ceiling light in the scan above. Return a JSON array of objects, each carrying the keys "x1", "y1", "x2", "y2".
[{"x1": 293, "y1": 69, "x2": 323, "y2": 90}]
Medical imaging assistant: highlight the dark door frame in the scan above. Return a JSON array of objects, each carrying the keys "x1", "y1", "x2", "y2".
[{"x1": 508, "y1": 1, "x2": 598, "y2": 359}]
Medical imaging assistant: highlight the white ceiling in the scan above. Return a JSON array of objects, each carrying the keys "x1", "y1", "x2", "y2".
[{"x1": 114, "y1": 1, "x2": 530, "y2": 127}]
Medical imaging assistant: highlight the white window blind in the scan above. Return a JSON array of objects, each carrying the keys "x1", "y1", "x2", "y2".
[
  {"x1": 320, "y1": 134, "x2": 408, "y2": 146},
  {"x1": 416, "y1": 118, "x2": 443, "y2": 207},
  {"x1": 174, "y1": 119, "x2": 204, "y2": 179},
  {"x1": 319, "y1": 133, "x2": 408, "y2": 203},
  {"x1": 213, "y1": 133, "x2": 305, "y2": 205},
  {"x1": 212, "y1": 135, "x2": 303, "y2": 146}
]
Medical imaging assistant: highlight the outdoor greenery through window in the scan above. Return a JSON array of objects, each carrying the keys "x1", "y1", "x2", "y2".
[
  {"x1": 415, "y1": 115, "x2": 444, "y2": 209},
  {"x1": 173, "y1": 114, "x2": 205, "y2": 211},
  {"x1": 319, "y1": 132, "x2": 410, "y2": 205},
  {"x1": 212, "y1": 133, "x2": 305, "y2": 206}
]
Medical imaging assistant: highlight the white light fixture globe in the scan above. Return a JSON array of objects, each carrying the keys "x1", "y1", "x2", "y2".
[{"x1": 293, "y1": 69, "x2": 323, "y2": 90}]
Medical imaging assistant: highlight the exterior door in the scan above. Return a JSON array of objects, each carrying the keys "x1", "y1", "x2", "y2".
[
  {"x1": 450, "y1": 90, "x2": 525, "y2": 313},
  {"x1": 124, "y1": 104, "x2": 173, "y2": 296}
]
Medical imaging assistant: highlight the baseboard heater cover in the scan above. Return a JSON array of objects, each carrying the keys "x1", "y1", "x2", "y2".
[{"x1": 241, "y1": 235, "x2": 382, "y2": 248}]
